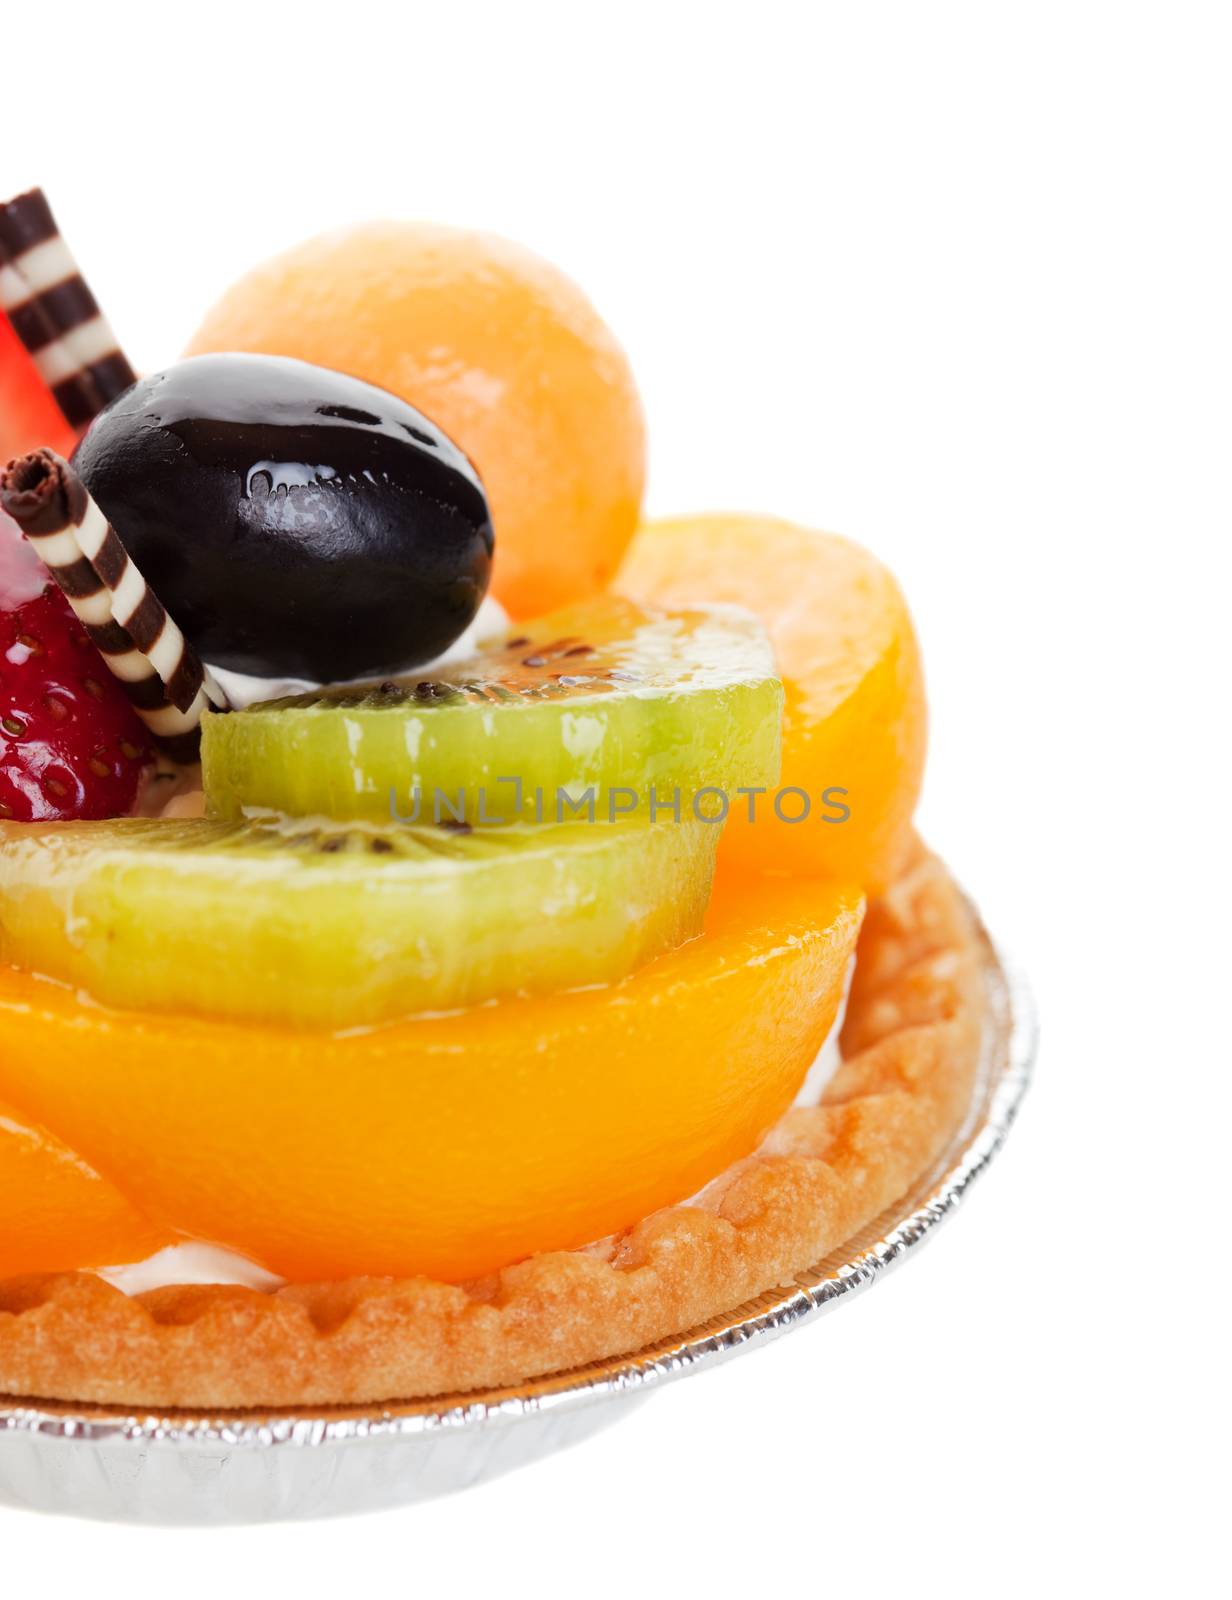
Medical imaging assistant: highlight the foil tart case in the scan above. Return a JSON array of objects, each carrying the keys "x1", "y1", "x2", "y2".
[{"x1": 0, "y1": 909, "x2": 1034, "y2": 1525}]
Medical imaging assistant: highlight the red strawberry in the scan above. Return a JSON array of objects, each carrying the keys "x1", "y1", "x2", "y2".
[
  {"x1": 1, "y1": 514, "x2": 152, "y2": 821},
  {"x1": 0, "y1": 311, "x2": 77, "y2": 465}
]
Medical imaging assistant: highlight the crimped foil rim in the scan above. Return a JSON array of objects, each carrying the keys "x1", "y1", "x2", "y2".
[{"x1": 0, "y1": 907, "x2": 1034, "y2": 1452}]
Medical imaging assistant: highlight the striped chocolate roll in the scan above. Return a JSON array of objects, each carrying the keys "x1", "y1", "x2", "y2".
[
  {"x1": 0, "y1": 449, "x2": 227, "y2": 762},
  {"x1": 0, "y1": 189, "x2": 137, "y2": 431}
]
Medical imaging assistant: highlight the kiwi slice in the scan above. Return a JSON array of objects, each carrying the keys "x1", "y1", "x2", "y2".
[
  {"x1": 201, "y1": 598, "x2": 783, "y2": 825},
  {"x1": 0, "y1": 813, "x2": 718, "y2": 1030}
]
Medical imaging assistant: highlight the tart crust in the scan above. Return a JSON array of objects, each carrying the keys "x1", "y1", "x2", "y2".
[{"x1": 0, "y1": 840, "x2": 985, "y2": 1408}]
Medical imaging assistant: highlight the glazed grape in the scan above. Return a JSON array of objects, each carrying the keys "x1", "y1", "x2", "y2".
[{"x1": 72, "y1": 354, "x2": 493, "y2": 680}]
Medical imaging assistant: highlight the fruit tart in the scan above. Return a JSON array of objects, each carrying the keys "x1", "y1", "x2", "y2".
[{"x1": 0, "y1": 192, "x2": 987, "y2": 1408}]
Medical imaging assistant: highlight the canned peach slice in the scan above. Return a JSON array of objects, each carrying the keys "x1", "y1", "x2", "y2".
[
  {"x1": 619, "y1": 515, "x2": 927, "y2": 893},
  {"x1": 0, "y1": 871, "x2": 862, "y2": 1283},
  {"x1": 0, "y1": 1097, "x2": 168, "y2": 1277}
]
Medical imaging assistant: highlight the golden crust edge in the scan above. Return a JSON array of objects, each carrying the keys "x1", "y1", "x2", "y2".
[{"x1": 0, "y1": 838, "x2": 985, "y2": 1408}]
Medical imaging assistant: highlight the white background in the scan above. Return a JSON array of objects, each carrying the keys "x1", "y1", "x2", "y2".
[{"x1": 2, "y1": 2, "x2": 1227, "y2": 1592}]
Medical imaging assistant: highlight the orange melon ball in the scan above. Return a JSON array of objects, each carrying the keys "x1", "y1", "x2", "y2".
[{"x1": 185, "y1": 223, "x2": 646, "y2": 620}]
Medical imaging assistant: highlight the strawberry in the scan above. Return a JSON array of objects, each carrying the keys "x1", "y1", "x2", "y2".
[
  {"x1": 1, "y1": 513, "x2": 152, "y2": 821},
  {"x1": 0, "y1": 311, "x2": 77, "y2": 466}
]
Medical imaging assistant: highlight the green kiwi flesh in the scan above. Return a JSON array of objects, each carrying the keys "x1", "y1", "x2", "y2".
[
  {"x1": 201, "y1": 598, "x2": 783, "y2": 825},
  {"x1": 0, "y1": 812, "x2": 719, "y2": 1030}
]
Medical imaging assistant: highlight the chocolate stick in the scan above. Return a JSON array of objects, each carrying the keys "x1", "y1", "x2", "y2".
[
  {"x1": 0, "y1": 235, "x2": 102, "y2": 428},
  {"x1": 0, "y1": 450, "x2": 227, "y2": 763},
  {"x1": 0, "y1": 189, "x2": 137, "y2": 430}
]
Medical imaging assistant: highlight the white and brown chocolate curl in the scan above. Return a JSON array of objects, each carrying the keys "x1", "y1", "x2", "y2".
[
  {"x1": 0, "y1": 188, "x2": 137, "y2": 430},
  {"x1": 0, "y1": 450, "x2": 228, "y2": 762}
]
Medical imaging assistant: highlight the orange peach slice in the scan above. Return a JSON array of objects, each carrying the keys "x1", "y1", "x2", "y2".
[
  {"x1": 0, "y1": 873, "x2": 862, "y2": 1283},
  {"x1": 0, "y1": 1096, "x2": 167, "y2": 1277},
  {"x1": 618, "y1": 514, "x2": 927, "y2": 893}
]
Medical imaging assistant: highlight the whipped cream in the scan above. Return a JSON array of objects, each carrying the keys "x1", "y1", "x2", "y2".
[
  {"x1": 790, "y1": 951, "x2": 855, "y2": 1109},
  {"x1": 97, "y1": 1242, "x2": 284, "y2": 1296},
  {"x1": 208, "y1": 595, "x2": 510, "y2": 711}
]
